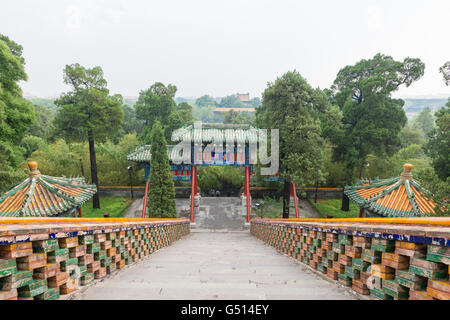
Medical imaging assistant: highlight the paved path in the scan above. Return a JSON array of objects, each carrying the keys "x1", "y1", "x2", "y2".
[{"x1": 76, "y1": 231, "x2": 358, "y2": 300}]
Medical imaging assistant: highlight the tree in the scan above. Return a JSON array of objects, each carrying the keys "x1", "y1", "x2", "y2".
[
  {"x1": 195, "y1": 95, "x2": 216, "y2": 107},
  {"x1": 223, "y1": 110, "x2": 253, "y2": 125},
  {"x1": 412, "y1": 107, "x2": 434, "y2": 136},
  {"x1": 256, "y1": 71, "x2": 331, "y2": 218},
  {"x1": 330, "y1": 53, "x2": 425, "y2": 184},
  {"x1": 424, "y1": 103, "x2": 450, "y2": 181},
  {"x1": 20, "y1": 135, "x2": 45, "y2": 158},
  {"x1": 135, "y1": 82, "x2": 191, "y2": 142},
  {"x1": 0, "y1": 34, "x2": 35, "y2": 191},
  {"x1": 28, "y1": 104, "x2": 56, "y2": 141},
  {"x1": 440, "y1": 61, "x2": 450, "y2": 86},
  {"x1": 53, "y1": 63, "x2": 124, "y2": 208},
  {"x1": 147, "y1": 121, "x2": 177, "y2": 218},
  {"x1": 399, "y1": 123, "x2": 426, "y2": 147}
]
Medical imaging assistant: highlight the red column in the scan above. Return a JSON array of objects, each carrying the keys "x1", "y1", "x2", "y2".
[
  {"x1": 77, "y1": 207, "x2": 82, "y2": 218},
  {"x1": 142, "y1": 179, "x2": 149, "y2": 218},
  {"x1": 190, "y1": 165, "x2": 197, "y2": 223},
  {"x1": 359, "y1": 208, "x2": 364, "y2": 218},
  {"x1": 245, "y1": 166, "x2": 251, "y2": 223},
  {"x1": 291, "y1": 183, "x2": 299, "y2": 219}
]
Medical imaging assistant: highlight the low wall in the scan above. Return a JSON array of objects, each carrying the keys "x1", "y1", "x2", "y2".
[
  {"x1": 98, "y1": 186, "x2": 343, "y2": 199},
  {"x1": 251, "y1": 218, "x2": 450, "y2": 300},
  {"x1": 0, "y1": 217, "x2": 190, "y2": 300}
]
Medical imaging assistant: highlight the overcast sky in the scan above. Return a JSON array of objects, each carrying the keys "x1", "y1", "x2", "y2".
[{"x1": 1, "y1": 0, "x2": 450, "y2": 99}]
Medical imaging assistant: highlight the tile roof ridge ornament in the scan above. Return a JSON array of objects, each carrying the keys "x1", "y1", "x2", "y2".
[
  {"x1": 400, "y1": 163, "x2": 414, "y2": 181},
  {"x1": 28, "y1": 161, "x2": 41, "y2": 177}
]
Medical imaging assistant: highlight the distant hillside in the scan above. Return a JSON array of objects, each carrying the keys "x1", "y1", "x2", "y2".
[{"x1": 403, "y1": 98, "x2": 448, "y2": 119}]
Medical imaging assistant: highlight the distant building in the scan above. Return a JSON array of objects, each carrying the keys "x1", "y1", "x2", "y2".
[{"x1": 237, "y1": 93, "x2": 250, "y2": 102}]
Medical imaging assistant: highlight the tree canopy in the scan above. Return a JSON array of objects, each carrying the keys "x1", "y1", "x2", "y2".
[
  {"x1": 440, "y1": 61, "x2": 450, "y2": 86},
  {"x1": 136, "y1": 82, "x2": 192, "y2": 142},
  {"x1": 53, "y1": 63, "x2": 124, "y2": 208},
  {"x1": 256, "y1": 70, "x2": 335, "y2": 217},
  {"x1": 424, "y1": 103, "x2": 450, "y2": 181},
  {"x1": 330, "y1": 53, "x2": 425, "y2": 183},
  {"x1": 0, "y1": 34, "x2": 35, "y2": 191}
]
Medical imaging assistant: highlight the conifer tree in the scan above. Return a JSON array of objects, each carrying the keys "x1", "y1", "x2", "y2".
[{"x1": 148, "y1": 121, "x2": 177, "y2": 218}]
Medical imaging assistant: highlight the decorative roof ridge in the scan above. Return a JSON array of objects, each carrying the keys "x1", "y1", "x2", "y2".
[
  {"x1": 404, "y1": 179, "x2": 421, "y2": 216},
  {"x1": 0, "y1": 177, "x2": 30, "y2": 203},
  {"x1": 344, "y1": 176, "x2": 399, "y2": 190},
  {"x1": 38, "y1": 177, "x2": 79, "y2": 205},
  {"x1": 19, "y1": 176, "x2": 38, "y2": 216}
]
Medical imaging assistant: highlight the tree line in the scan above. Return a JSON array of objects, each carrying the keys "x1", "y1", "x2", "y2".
[{"x1": 0, "y1": 33, "x2": 448, "y2": 215}]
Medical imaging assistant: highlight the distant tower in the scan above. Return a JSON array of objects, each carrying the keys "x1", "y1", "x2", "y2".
[{"x1": 237, "y1": 93, "x2": 250, "y2": 102}]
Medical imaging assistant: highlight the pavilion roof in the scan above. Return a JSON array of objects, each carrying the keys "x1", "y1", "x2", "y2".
[
  {"x1": 171, "y1": 122, "x2": 260, "y2": 144},
  {"x1": 127, "y1": 145, "x2": 183, "y2": 164},
  {"x1": 344, "y1": 164, "x2": 437, "y2": 217},
  {"x1": 0, "y1": 161, "x2": 97, "y2": 217}
]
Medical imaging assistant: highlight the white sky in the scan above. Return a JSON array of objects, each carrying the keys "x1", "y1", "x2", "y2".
[{"x1": 1, "y1": 0, "x2": 450, "y2": 99}]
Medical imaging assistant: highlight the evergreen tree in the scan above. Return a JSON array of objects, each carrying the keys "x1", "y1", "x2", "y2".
[
  {"x1": 256, "y1": 71, "x2": 337, "y2": 218},
  {"x1": 147, "y1": 121, "x2": 177, "y2": 218}
]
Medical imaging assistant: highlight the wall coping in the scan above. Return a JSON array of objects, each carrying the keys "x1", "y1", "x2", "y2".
[{"x1": 251, "y1": 218, "x2": 450, "y2": 247}]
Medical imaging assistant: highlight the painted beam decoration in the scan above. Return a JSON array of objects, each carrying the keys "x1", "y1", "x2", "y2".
[
  {"x1": 344, "y1": 164, "x2": 437, "y2": 217},
  {"x1": 251, "y1": 218, "x2": 450, "y2": 300},
  {"x1": 0, "y1": 218, "x2": 190, "y2": 300},
  {"x1": 0, "y1": 162, "x2": 97, "y2": 217}
]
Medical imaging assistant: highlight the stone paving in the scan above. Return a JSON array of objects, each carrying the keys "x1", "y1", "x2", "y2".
[
  {"x1": 76, "y1": 231, "x2": 358, "y2": 300},
  {"x1": 85, "y1": 196, "x2": 357, "y2": 300}
]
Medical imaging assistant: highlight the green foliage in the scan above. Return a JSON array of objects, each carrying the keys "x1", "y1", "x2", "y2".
[
  {"x1": 223, "y1": 110, "x2": 254, "y2": 125},
  {"x1": 53, "y1": 63, "x2": 124, "y2": 208},
  {"x1": 257, "y1": 71, "x2": 330, "y2": 186},
  {"x1": 53, "y1": 64, "x2": 124, "y2": 143},
  {"x1": 308, "y1": 199, "x2": 360, "y2": 218},
  {"x1": 192, "y1": 104, "x2": 217, "y2": 122},
  {"x1": 27, "y1": 104, "x2": 56, "y2": 141},
  {"x1": 411, "y1": 107, "x2": 435, "y2": 136},
  {"x1": 197, "y1": 166, "x2": 243, "y2": 191},
  {"x1": 399, "y1": 122, "x2": 426, "y2": 147},
  {"x1": 195, "y1": 95, "x2": 216, "y2": 107},
  {"x1": 424, "y1": 103, "x2": 450, "y2": 181},
  {"x1": 20, "y1": 135, "x2": 45, "y2": 158},
  {"x1": 147, "y1": 121, "x2": 177, "y2": 218},
  {"x1": 135, "y1": 82, "x2": 192, "y2": 142},
  {"x1": 26, "y1": 134, "x2": 144, "y2": 186},
  {"x1": 331, "y1": 53, "x2": 425, "y2": 183},
  {"x1": 81, "y1": 197, "x2": 132, "y2": 218},
  {"x1": 0, "y1": 34, "x2": 35, "y2": 192},
  {"x1": 120, "y1": 104, "x2": 144, "y2": 138}
]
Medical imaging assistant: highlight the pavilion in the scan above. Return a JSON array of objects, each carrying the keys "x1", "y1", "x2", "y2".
[
  {"x1": 127, "y1": 123, "x2": 300, "y2": 223},
  {"x1": 0, "y1": 161, "x2": 97, "y2": 217},
  {"x1": 344, "y1": 163, "x2": 437, "y2": 217}
]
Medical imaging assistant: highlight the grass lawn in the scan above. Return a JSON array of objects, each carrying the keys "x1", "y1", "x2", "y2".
[
  {"x1": 81, "y1": 197, "x2": 132, "y2": 218},
  {"x1": 308, "y1": 199, "x2": 360, "y2": 218},
  {"x1": 253, "y1": 197, "x2": 284, "y2": 219}
]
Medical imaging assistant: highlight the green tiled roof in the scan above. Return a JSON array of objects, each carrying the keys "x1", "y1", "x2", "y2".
[
  {"x1": 344, "y1": 164, "x2": 437, "y2": 217},
  {"x1": 0, "y1": 162, "x2": 97, "y2": 217}
]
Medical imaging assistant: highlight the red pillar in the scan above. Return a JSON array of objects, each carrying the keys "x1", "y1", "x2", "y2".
[
  {"x1": 291, "y1": 183, "x2": 299, "y2": 219},
  {"x1": 190, "y1": 165, "x2": 197, "y2": 223},
  {"x1": 359, "y1": 208, "x2": 364, "y2": 218},
  {"x1": 245, "y1": 166, "x2": 251, "y2": 223},
  {"x1": 142, "y1": 179, "x2": 149, "y2": 218},
  {"x1": 77, "y1": 207, "x2": 82, "y2": 218}
]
